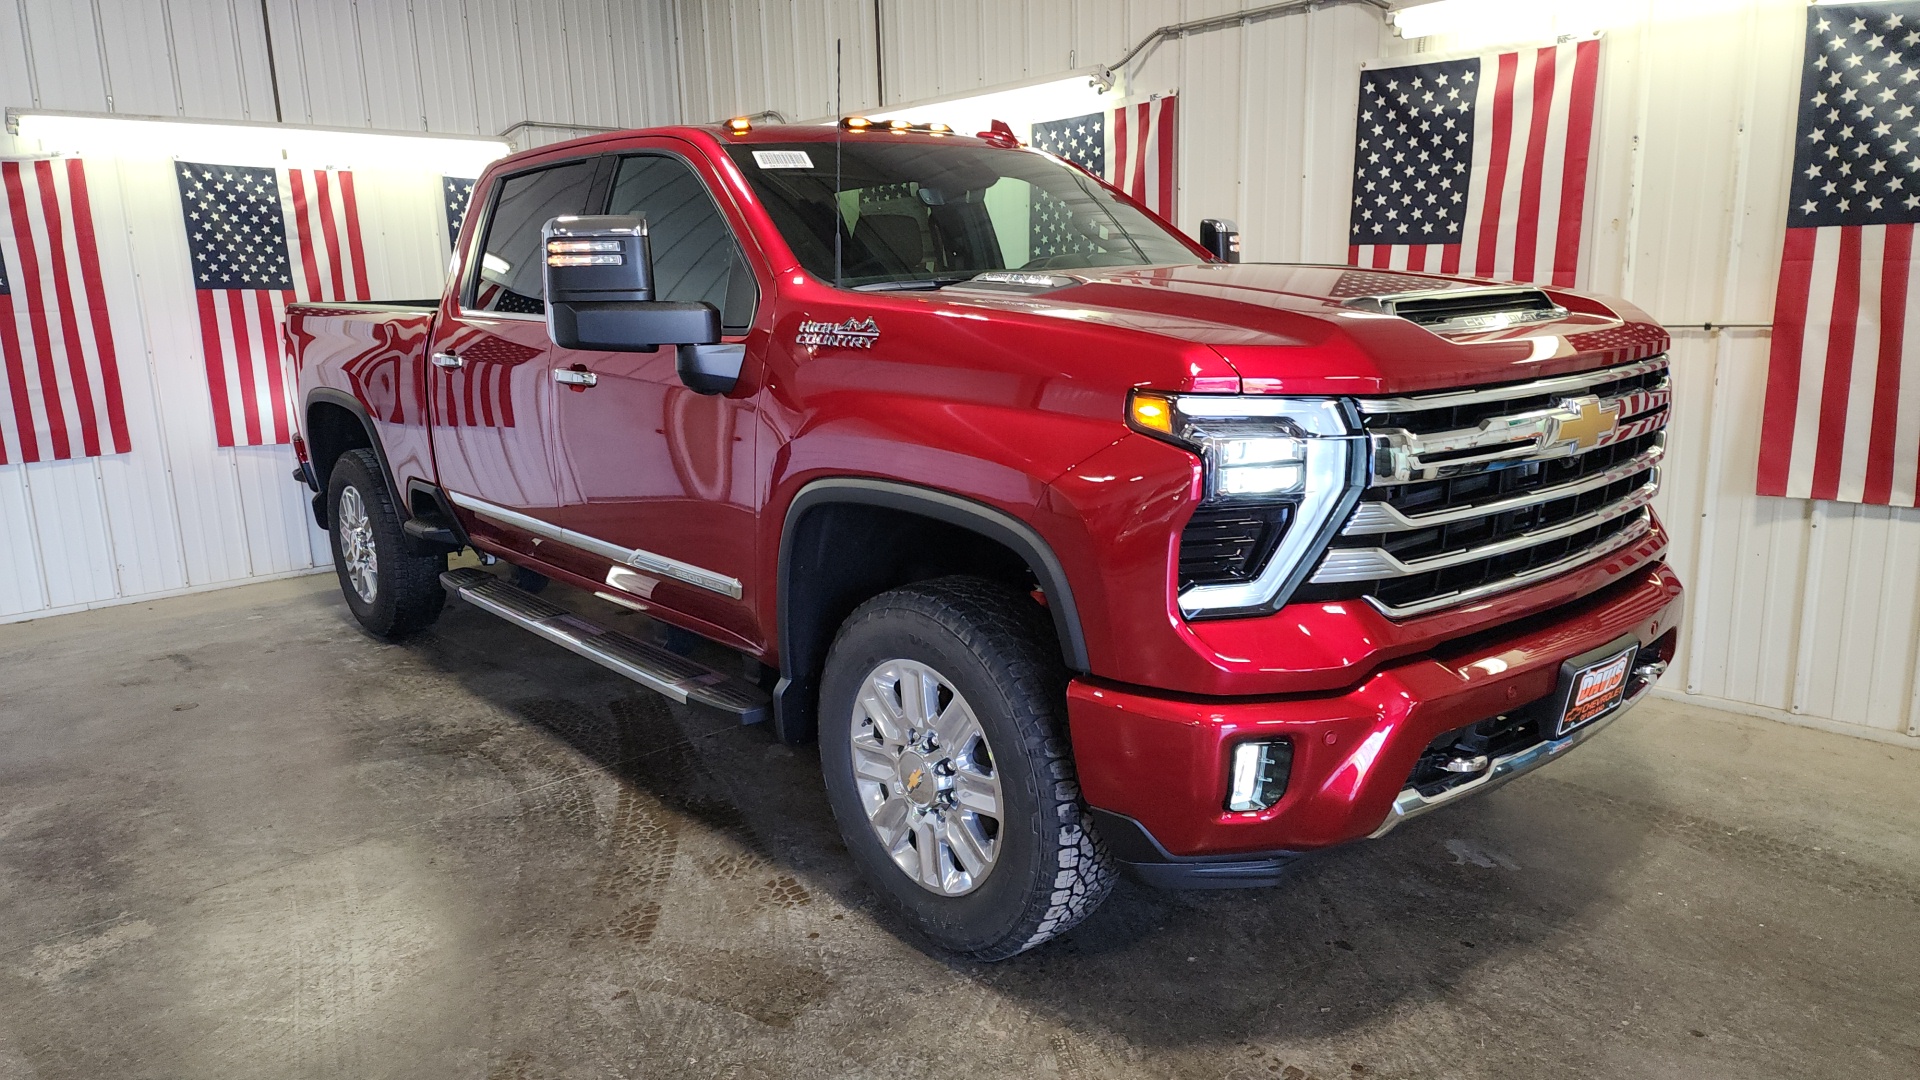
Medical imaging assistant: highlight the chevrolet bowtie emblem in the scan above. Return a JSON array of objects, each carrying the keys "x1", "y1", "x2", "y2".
[
  {"x1": 1545, "y1": 395, "x2": 1620, "y2": 452},
  {"x1": 905, "y1": 768, "x2": 925, "y2": 793}
]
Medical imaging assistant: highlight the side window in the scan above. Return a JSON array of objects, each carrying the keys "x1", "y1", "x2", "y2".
[
  {"x1": 608, "y1": 155, "x2": 758, "y2": 332},
  {"x1": 470, "y1": 160, "x2": 596, "y2": 314}
]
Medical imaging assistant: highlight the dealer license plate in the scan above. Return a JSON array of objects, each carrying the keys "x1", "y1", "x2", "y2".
[{"x1": 1552, "y1": 642, "x2": 1637, "y2": 737}]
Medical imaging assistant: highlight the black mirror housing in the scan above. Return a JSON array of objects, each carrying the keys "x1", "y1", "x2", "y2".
[
  {"x1": 543, "y1": 215, "x2": 653, "y2": 302},
  {"x1": 549, "y1": 301, "x2": 721, "y2": 352},
  {"x1": 1200, "y1": 218, "x2": 1241, "y2": 263},
  {"x1": 542, "y1": 214, "x2": 724, "y2": 366}
]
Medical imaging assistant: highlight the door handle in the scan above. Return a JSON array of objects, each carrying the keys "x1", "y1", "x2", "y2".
[
  {"x1": 553, "y1": 368, "x2": 598, "y2": 388},
  {"x1": 431, "y1": 352, "x2": 464, "y2": 370}
]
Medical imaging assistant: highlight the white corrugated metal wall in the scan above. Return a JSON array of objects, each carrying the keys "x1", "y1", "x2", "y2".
[
  {"x1": 0, "y1": 0, "x2": 683, "y2": 623},
  {"x1": 674, "y1": 0, "x2": 1920, "y2": 746}
]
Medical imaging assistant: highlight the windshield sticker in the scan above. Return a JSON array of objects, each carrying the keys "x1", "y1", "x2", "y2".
[
  {"x1": 796, "y1": 316, "x2": 880, "y2": 350},
  {"x1": 753, "y1": 150, "x2": 814, "y2": 170}
]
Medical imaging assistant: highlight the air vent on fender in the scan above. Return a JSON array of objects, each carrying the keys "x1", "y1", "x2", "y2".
[{"x1": 1342, "y1": 286, "x2": 1567, "y2": 334}]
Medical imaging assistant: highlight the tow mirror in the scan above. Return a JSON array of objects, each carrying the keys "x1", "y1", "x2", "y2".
[
  {"x1": 542, "y1": 215, "x2": 741, "y2": 394},
  {"x1": 1199, "y1": 218, "x2": 1241, "y2": 263}
]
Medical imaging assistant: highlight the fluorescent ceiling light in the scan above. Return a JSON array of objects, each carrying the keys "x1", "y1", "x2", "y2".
[
  {"x1": 7, "y1": 109, "x2": 511, "y2": 175},
  {"x1": 1390, "y1": 0, "x2": 1756, "y2": 45}
]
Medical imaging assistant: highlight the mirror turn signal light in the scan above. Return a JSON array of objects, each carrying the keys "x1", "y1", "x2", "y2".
[{"x1": 546, "y1": 238, "x2": 624, "y2": 267}]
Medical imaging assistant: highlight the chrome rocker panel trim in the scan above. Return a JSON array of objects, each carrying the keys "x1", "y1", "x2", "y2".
[
  {"x1": 1368, "y1": 675, "x2": 1655, "y2": 840},
  {"x1": 446, "y1": 490, "x2": 745, "y2": 599}
]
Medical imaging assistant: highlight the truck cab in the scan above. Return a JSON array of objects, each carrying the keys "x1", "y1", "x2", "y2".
[{"x1": 287, "y1": 120, "x2": 1681, "y2": 960}]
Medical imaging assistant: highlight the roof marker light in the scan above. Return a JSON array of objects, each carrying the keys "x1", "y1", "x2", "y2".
[{"x1": 725, "y1": 116, "x2": 752, "y2": 134}]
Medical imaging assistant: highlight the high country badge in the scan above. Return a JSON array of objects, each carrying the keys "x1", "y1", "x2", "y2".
[{"x1": 796, "y1": 316, "x2": 880, "y2": 350}]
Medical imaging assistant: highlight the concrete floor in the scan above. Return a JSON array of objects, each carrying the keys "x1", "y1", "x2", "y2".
[{"x1": 2, "y1": 574, "x2": 1917, "y2": 1080}]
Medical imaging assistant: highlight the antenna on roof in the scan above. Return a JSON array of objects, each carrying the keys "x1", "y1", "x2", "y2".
[{"x1": 834, "y1": 38, "x2": 844, "y2": 290}]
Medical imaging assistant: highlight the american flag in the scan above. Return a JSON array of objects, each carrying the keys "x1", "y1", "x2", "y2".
[
  {"x1": 0, "y1": 157, "x2": 130, "y2": 464},
  {"x1": 1029, "y1": 96, "x2": 1178, "y2": 258},
  {"x1": 1758, "y1": 2, "x2": 1920, "y2": 507},
  {"x1": 1348, "y1": 40, "x2": 1601, "y2": 285},
  {"x1": 443, "y1": 176, "x2": 476, "y2": 252},
  {"x1": 176, "y1": 160, "x2": 369, "y2": 448}
]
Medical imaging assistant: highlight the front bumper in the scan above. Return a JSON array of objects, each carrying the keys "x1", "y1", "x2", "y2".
[{"x1": 1067, "y1": 563, "x2": 1683, "y2": 877}]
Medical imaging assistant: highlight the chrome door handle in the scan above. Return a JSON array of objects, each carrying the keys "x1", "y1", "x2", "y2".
[
  {"x1": 431, "y1": 352, "x2": 464, "y2": 369},
  {"x1": 553, "y1": 368, "x2": 598, "y2": 388}
]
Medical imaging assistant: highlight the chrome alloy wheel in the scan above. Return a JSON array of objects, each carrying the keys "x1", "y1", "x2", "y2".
[
  {"x1": 336, "y1": 485, "x2": 378, "y2": 604},
  {"x1": 850, "y1": 659, "x2": 1004, "y2": 896}
]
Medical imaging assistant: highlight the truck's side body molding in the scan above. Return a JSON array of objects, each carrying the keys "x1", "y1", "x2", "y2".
[{"x1": 446, "y1": 490, "x2": 745, "y2": 599}]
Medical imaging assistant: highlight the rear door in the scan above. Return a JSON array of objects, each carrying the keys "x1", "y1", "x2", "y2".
[
  {"x1": 429, "y1": 157, "x2": 599, "y2": 559},
  {"x1": 545, "y1": 145, "x2": 766, "y2": 647}
]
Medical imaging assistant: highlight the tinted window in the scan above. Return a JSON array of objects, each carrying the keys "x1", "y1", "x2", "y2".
[
  {"x1": 722, "y1": 140, "x2": 1196, "y2": 289},
  {"x1": 471, "y1": 160, "x2": 596, "y2": 313},
  {"x1": 608, "y1": 155, "x2": 757, "y2": 331}
]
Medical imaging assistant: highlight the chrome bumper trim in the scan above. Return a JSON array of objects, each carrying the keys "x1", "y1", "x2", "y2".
[{"x1": 1367, "y1": 677, "x2": 1652, "y2": 840}]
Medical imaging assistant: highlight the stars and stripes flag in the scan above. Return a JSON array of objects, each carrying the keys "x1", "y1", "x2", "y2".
[
  {"x1": 1347, "y1": 40, "x2": 1601, "y2": 285},
  {"x1": 175, "y1": 161, "x2": 369, "y2": 448},
  {"x1": 1029, "y1": 95, "x2": 1178, "y2": 258},
  {"x1": 0, "y1": 157, "x2": 130, "y2": 464},
  {"x1": 1758, "y1": 2, "x2": 1920, "y2": 507},
  {"x1": 443, "y1": 176, "x2": 476, "y2": 252}
]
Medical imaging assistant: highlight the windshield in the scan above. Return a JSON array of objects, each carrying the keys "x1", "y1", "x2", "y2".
[{"x1": 723, "y1": 139, "x2": 1199, "y2": 289}]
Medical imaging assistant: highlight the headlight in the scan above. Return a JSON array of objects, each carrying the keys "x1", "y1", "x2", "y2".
[{"x1": 1129, "y1": 391, "x2": 1364, "y2": 618}]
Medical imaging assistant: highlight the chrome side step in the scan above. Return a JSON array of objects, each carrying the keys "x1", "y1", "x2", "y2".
[{"x1": 440, "y1": 567, "x2": 770, "y2": 723}]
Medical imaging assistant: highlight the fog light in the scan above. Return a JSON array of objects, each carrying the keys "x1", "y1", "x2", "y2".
[{"x1": 1226, "y1": 739, "x2": 1292, "y2": 812}]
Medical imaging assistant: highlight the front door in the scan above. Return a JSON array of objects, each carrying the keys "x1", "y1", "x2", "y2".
[
  {"x1": 546, "y1": 147, "x2": 766, "y2": 647},
  {"x1": 429, "y1": 158, "x2": 597, "y2": 560}
]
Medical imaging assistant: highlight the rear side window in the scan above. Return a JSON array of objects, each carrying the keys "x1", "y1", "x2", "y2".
[
  {"x1": 470, "y1": 160, "x2": 596, "y2": 314},
  {"x1": 607, "y1": 155, "x2": 758, "y2": 332}
]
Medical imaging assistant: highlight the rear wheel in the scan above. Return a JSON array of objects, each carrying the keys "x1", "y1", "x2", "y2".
[
  {"x1": 326, "y1": 448, "x2": 446, "y2": 638},
  {"x1": 819, "y1": 577, "x2": 1114, "y2": 960}
]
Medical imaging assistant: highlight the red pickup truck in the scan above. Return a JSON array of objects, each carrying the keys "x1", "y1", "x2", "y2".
[{"x1": 286, "y1": 119, "x2": 1682, "y2": 960}]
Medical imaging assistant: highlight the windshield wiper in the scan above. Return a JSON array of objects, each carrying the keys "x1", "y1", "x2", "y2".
[{"x1": 851, "y1": 276, "x2": 976, "y2": 292}]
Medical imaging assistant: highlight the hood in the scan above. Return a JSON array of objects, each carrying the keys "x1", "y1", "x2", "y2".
[{"x1": 934, "y1": 263, "x2": 1670, "y2": 396}]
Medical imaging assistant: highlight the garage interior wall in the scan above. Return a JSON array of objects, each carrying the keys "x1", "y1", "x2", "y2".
[
  {"x1": 0, "y1": 0, "x2": 683, "y2": 623},
  {"x1": 678, "y1": 0, "x2": 1920, "y2": 746}
]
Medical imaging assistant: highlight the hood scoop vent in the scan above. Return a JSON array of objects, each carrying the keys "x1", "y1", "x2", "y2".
[{"x1": 1344, "y1": 286, "x2": 1567, "y2": 334}]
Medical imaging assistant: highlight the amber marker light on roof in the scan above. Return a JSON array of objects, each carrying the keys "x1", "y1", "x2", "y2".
[
  {"x1": 725, "y1": 116, "x2": 752, "y2": 134},
  {"x1": 841, "y1": 116, "x2": 872, "y2": 130},
  {"x1": 889, "y1": 119, "x2": 912, "y2": 131}
]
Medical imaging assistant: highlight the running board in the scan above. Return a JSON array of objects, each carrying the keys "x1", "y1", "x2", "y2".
[{"x1": 440, "y1": 567, "x2": 770, "y2": 723}]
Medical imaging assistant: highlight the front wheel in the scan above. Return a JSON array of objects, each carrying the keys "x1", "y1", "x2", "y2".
[
  {"x1": 818, "y1": 577, "x2": 1115, "y2": 960},
  {"x1": 325, "y1": 448, "x2": 446, "y2": 638}
]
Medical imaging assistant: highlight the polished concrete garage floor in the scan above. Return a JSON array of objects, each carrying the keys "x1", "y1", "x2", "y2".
[{"x1": 2, "y1": 574, "x2": 1916, "y2": 1080}]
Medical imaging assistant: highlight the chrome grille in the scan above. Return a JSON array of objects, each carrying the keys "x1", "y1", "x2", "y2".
[{"x1": 1299, "y1": 357, "x2": 1670, "y2": 618}]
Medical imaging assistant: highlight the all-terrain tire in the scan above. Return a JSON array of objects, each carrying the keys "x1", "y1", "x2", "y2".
[
  {"x1": 325, "y1": 448, "x2": 446, "y2": 638},
  {"x1": 818, "y1": 576, "x2": 1116, "y2": 961}
]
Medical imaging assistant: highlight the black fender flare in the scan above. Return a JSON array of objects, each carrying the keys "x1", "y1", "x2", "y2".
[
  {"x1": 305, "y1": 388, "x2": 404, "y2": 508},
  {"x1": 772, "y1": 477, "x2": 1091, "y2": 744}
]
